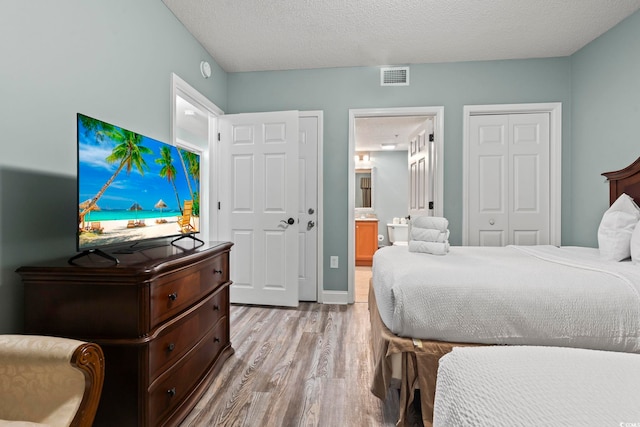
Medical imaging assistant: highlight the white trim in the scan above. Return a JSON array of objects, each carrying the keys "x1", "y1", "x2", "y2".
[
  {"x1": 171, "y1": 73, "x2": 224, "y2": 242},
  {"x1": 171, "y1": 75, "x2": 223, "y2": 150},
  {"x1": 348, "y1": 106, "x2": 445, "y2": 304},
  {"x1": 299, "y1": 110, "x2": 325, "y2": 303},
  {"x1": 321, "y1": 290, "x2": 349, "y2": 305},
  {"x1": 462, "y1": 102, "x2": 562, "y2": 246}
]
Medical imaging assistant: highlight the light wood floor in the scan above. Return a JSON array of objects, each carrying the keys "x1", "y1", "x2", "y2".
[
  {"x1": 179, "y1": 301, "x2": 420, "y2": 427},
  {"x1": 355, "y1": 266, "x2": 372, "y2": 303}
]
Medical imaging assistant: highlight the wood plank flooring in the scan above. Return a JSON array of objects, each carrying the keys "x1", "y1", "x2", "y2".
[{"x1": 179, "y1": 301, "x2": 419, "y2": 426}]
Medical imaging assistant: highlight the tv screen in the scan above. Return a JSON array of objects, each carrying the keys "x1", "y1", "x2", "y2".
[{"x1": 77, "y1": 113, "x2": 201, "y2": 252}]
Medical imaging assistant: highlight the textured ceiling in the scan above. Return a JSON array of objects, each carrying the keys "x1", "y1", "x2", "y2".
[
  {"x1": 165, "y1": 0, "x2": 640, "y2": 152},
  {"x1": 163, "y1": 0, "x2": 640, "y2": 73}
]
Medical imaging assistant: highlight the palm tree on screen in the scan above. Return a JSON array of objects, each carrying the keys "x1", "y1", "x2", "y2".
[
  {"x1": 78, "y1": 116, "x2": 151, "y2": 220},
  {"x1": 178, "y1": 149, "x2": 200, "y2": 215},
  {"x1": 156, "y1": 146, "x2": 182, "y2": 215}
]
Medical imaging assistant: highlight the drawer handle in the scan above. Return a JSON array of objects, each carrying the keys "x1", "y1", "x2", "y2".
[
  {"x1": 213, "y1": 269, "x2": 223, "y2": 275},
  {"x1": 168, "y1": 292, "x2": 178, "y2": 301},
  {"x1": 167, "y1": 343, "x2": 175, "y2": 352},
  {"x1": 213, "y1": 304, "x2": 220, "y2": 311},
  {"x1": 214, "y1": 337, "x2": 220, "y2": 343},
  {"x1": 167, "y1": 387, "x2": 176, "y2": 397}
]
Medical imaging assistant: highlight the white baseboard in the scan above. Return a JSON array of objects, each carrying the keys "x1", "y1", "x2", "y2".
[{"x1": 321, "y1": 290, "x2": 349, "y2": 304}]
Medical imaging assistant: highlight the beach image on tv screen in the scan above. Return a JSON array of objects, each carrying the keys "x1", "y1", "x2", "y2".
[{"x1": 77, "y1": 114, "x2": 200, "y2": 250}]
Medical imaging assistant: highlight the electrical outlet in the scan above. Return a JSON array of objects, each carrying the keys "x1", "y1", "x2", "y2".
[{"x1": 330, "y1": 256, "x2": 339, "y2": 269}]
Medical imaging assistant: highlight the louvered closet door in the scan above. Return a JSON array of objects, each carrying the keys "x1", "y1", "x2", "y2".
[{"x1": 468, "y1": 113, "x2": 550, "y2": 246}]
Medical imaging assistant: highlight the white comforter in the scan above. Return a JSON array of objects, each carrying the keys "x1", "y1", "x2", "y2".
[
  {"x1": 371, "y1": 245, "x2": 640, "y2": 352},
  {"x1": 433, "y1": 346, "x2": 640, "y2": 426}
]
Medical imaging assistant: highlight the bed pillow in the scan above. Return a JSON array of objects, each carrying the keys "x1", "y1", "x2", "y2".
[
  {"x1": 598, "y1": 193, "x2": 640, "y2": 261},
  {"x1": 631, "y1": 220, "x2": 640, "y2": 263}
]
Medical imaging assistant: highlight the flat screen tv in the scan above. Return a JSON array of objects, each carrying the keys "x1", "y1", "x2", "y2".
[{"x1": 76, "y1": 113, "x2": 202, "y2": 259}]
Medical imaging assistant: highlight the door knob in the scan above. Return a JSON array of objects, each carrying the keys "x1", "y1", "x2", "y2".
[
  {"x1": 307, "y1": 220, "x2": 315, "y2": 230},
  {"x1": 280, "y1": 217, "x2": 295, "y2": 225},
  {"x1": 308, "y1": 208, "x2": 315, "y2": 214},
  {"x1": 489, "y1": 219, "x2": 495, "y2": 225}
]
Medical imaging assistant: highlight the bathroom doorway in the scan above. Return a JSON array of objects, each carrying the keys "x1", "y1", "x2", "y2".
[{"x1": 347, "y1": 107, "x2": 444, "y2": 303}]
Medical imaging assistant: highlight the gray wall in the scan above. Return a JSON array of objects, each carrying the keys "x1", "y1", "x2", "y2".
[
  {"x1": 227, "y1": 59, "x2": 573, "y2": 291},
  {"x1": 370, "y1": 151, "x2": 409, "y2": 246},
  {"x1": 571, "y1": 10, "x2": 640, "y2": 247},
  {"x1": 0, "y1": 0, "x2": 227, "y2": 332}
]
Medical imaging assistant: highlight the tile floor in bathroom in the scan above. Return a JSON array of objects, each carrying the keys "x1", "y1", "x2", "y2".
[{"x1": 355, "y1": 266, "x2": 372, "y2": 303}]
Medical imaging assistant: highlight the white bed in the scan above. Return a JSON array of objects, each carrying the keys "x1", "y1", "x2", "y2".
[
  {"x1": 433, "y1": 345, "x2": 640, "y2": 426},
  {"x1": 372, "y1": 244, "x2": 640, "y2": 352},
  {"x1": 369, "y1": 157, "x2": 640, "y2": 427}
]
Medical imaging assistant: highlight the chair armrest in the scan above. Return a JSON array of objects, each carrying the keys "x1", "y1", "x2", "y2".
[
  {"x1": 69, "y1": 341, "x2": 104, "y2": 427},
  {"x1": 0, "y1": 335, "x2": 104, "y2": 427}
]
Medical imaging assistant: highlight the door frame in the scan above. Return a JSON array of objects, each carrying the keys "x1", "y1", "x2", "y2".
[
  {"x1": 170, "y1": 73, "x2": 223, "y2": 242},
  {"x1": 171, "y1": 76, "x2": 324, "y2": 303},
  {"x1": 462, "y1": 102, "x2": 562, "y2": 246},
  {"x1": 299, "y1": 111, "x2": 324, "y2": 303},
  {"x1": 348, "y1": 106, "x2": 445, "y2": 304}
]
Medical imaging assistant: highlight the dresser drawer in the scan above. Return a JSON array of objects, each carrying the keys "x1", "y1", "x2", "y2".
[
  {"x1": 147, "y1": 317, "x2": 229, "y2": 426},
  {"x1": 208, "y1": 251, "x2": 229, "y2": 287},
  {"x1": 150, "y1": 252, "x2": 229, "y2": 329},
  {"x1": 149, "y1": 287, "x2": 228, "y2": 381}
]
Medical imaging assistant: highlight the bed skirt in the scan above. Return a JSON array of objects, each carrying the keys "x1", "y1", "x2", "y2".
[{"x1": 368, "y1": 282, "x2": 484, "y2": 427}]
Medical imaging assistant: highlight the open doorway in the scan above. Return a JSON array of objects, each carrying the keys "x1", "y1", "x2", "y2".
[
  {"x1": 171, "y1": 73, "x2": 223, "y2": 242},
  {"x1": 348, "y1": 107, "x2": 444, "y2": 303}
]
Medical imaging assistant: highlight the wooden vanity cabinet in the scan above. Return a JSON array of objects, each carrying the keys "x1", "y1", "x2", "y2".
[
  {"x1": 355, "y1": 219, "x2": 379, "y2": 266},
  {"x1": 18, "y1": 241, "x2": 233, "y2": 427}
]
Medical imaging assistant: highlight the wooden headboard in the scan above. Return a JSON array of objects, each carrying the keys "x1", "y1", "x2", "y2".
[{"x1": 602, "y1": 157, "x2": 640, "y2": 205}]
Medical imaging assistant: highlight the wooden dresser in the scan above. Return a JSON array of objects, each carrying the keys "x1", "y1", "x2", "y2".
[
  {"x1": 355, "y1": 219, "x2": 379, "y2": 266},
  {"x1": 17, "y1": 241, "x2": 233, "y2": 427}
]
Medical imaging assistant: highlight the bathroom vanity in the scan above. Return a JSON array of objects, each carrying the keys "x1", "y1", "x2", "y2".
[{"x1": 355, "y1": 219, "x2": 379, "y2": 266}]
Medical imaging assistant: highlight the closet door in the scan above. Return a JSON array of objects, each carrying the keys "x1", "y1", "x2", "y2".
[
  {"x1": 467, "y1": 113, "x2": 550, "y2": 246},
  {"x1": 508, "y1": 113, "x2": 550, "y2": 245},
  {"x1": 468, "y1": 115, "x2": 509, "y2": 246},
  {"x1": 408, "y1": 117, "x2": 435, "y2": 218}
]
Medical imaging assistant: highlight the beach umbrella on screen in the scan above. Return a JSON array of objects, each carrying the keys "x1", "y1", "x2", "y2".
[
  {"x1": 155, "y1": 199, "x2": 168, "y2": 223},
  {"x1": 129, "y1": 202, "x2": 143, "y2": 220},
  {"x1": 154, "y1": 199, "x2": 168, "y2": 213}
]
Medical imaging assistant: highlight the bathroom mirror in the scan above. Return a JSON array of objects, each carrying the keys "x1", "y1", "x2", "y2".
[{"x1": 355, "y1": 167, "x2": 375, "y2": 211}]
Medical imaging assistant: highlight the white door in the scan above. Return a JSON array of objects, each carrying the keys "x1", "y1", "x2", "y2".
[
  {"x1": 408, "y1": 118, "x2": 435, "y2": 218},
  {"x1": 467, "y1": 113, "x2": 550, "y2": 246},
  {"x1": 218, "y1": 111, "x2": 299, "y2": 307},
  {"x1": 298, "y1": 116, "x2": 318, "y2": 301}
]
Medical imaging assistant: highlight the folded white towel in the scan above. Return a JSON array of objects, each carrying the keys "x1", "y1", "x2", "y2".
[
  {"x1": 411, "y1": 227, "x2": 450, "y2": 243},
  {"x1": 411, "y1": 216, "x2": 448, "y2": 232},
  {"x1": 408, "y1": 240, "x2": 450, "y2": 255}
]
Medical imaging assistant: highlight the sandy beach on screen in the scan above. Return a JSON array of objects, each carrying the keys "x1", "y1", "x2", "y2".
[{"x1": 79, "y1": 216, "x2": 200, "y2": 247}]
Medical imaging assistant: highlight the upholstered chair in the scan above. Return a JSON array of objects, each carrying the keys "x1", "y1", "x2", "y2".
[{"x1": 0, "y1": 335, "x2": 104, "y2": 427}]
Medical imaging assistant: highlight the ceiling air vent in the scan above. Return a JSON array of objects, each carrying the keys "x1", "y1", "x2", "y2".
[{"x1": 381, "y1": 67, "x2": 410, "y2": 86}]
